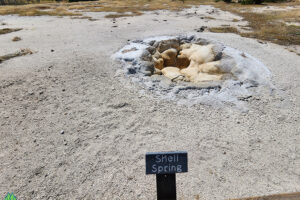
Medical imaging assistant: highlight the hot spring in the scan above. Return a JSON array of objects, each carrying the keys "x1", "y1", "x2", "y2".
[{"x1": 113, "y1": 35, "x2": 272, "y2": 108}]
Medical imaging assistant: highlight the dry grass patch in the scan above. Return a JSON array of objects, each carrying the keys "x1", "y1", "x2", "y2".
[
  {"x1": 0, "y1": 48, "x2": 33, "y2": 63},
  {"x1": 238, "y1": 11, "x2": 300, "y2": 45},
  {"x1": 0, "y1": 0, "x2": 210, "y2": 18},
  {"x1": 231, "y1": 192, "x2": 300, "y2": 200},
  {"x1": 12, "y1": 36, "x2": 21, "y2": 41},
  {"x1": 0, "y1": 28, "x2": 22, "y2": 35},
  {"x1": 0, "y1": 3, "x2": 81, "y2": 16},
  {"x1": 75, "y1": 0, "x2": 201, "y2": 17},
  {"x1": 213, "y1": 2, "x2": 300, "y2": 45},
  {"x1": 209, "y1": 26, "x2": 239, "y2": 33}
]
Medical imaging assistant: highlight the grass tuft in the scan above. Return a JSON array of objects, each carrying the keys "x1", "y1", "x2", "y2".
[
  {"x1": 12, "y1": 36, "x2": 22, "y2": 41},
  {"x1": 0, "y1": 48, "x2": 33, "y2": 63},
  {"x1": 209, "y1": 26, "x2": 239, "y2": 33},
  {"x1": 0, "y1": 28, "x2": 22, "y2": 35}
]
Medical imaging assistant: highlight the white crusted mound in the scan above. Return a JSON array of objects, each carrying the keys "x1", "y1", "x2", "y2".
[{"x1": 113, "y1": 35, "x2": 272, "y2": 109}]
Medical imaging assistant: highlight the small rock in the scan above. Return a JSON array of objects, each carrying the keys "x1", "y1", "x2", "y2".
[
  {"x1": 195, "y1": 26, "x2": 207, "y2": 32},
  {"x1": 124, "y1": 58, "x2": 134, "y2": 62},
  {"x1": 146, "y1": 46, "x2": 156, "y2": 54},
  {"x1": 51, "y1": 49, "x2": 54, "y2": 52},
  {"x1": 132, "y1": 39, "x2": 143, "y2": 43},
  {"x1": 257, "y1": 40, "x2": 266, "y2": 44},
  {"x1": 148, "y1": 40, "x2": 155, "y2": 46},
  {"x1": 157, "y1": 39, "x2": 180, "y2": 53},
  {"x1": 142, "y1": 71, "x2": 152, "y2": 76},
  {"x1": 140, "y1": 61, "x2": 154, "y2": 75},
  {"x1": 126, "y1": 67, "x2": 136, "y2": 74},
  {"x1": 60, "y1": 130, "x2": 64, "y2": 135},
  {"x1": 187, "y1": 35, "x2": 195, "y2": 41},
  {"x1": 140, "y1": 50, "x2": 152, "y2": 61}
]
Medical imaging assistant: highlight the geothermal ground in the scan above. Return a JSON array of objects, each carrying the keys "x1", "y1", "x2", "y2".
[{"x1": 0, "y1": 5, "x2": 300, "y2": 200}]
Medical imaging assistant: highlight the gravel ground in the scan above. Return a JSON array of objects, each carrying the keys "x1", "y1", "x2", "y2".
[{"x1": 0, "y1": 6, "x2": 299, "y2": 200}]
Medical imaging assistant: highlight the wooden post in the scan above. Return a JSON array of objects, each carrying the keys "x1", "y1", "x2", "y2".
[{"x1": 156, "y1": 174, "x2": 176, "y2": 200}]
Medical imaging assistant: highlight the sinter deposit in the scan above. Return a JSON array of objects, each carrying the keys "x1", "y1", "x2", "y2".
[{"x1": 114, "y1": 35, "x2": 272, "y2": 108}]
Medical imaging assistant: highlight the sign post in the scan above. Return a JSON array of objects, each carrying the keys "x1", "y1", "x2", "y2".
[{"x1": 146, "y1": 151, "x2": 188, "y2": 200}]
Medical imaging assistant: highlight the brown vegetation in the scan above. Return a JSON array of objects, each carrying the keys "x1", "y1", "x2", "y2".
[
  {"x1": 0, "y1": 28, "x2": 22, "y2": 35},
  {"x1": 231, "y1": 192, "x2": 300, "y2": 200},
  {"x1": 0, "y1": 48, "x2": 33, "y2": 63},
  {"x1": 12, "y1": 36, "x2": 21, "y2": 41},
  {"x1": 0, "y1": 0, "x2": 299, "y2": 46},
  {"x1": 213, "y1": 2, "x2": 300, "y2": 45},
  {"x1": 0, "y1": 0, "x2": 206, "y2": 17},
  {"x1": 209, "y1": 26, "x2": 239, "y2": 33},
  {"x1": 0, "y1": 4, "x2": 80, "y2": 16}
]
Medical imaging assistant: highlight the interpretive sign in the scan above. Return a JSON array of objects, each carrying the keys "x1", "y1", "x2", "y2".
[
  {"x1": 145, "y1": 151, "x2": 188, "y2": 174},
  {"x1": 145, "y1": 151, "x2": 188, "y2": 200}
]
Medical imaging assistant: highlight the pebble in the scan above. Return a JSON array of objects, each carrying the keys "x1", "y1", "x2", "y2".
[{"x1": 60, "y1": 130, "x2": 64, "y2": 135}]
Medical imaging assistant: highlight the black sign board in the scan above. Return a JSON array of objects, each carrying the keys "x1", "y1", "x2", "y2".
[
  {"x1": 145, "y1": 151, "x2": 188, "y2": 175},
  {"x1": 146, "y1": 151, "x2": 188, "y2": 200}
]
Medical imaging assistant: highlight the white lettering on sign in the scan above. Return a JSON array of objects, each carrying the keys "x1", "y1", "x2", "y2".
[
  {"x1": 145, "y1": 151, "x2": 188, "y2": 174},
  {"x1": 151, "y1": 154, "x2": 182, "y2": 173},
  {"x1": 155, "y1": 154, "x2": 179, "y2": 163},
  {"x1": 151, "y1": 164, "x2": 182, "y2": 173}
]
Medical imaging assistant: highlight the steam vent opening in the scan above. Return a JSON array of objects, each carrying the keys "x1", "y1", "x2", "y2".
[{"x1": 114, "y1": 35, "x2": 271, "y2": 108}]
